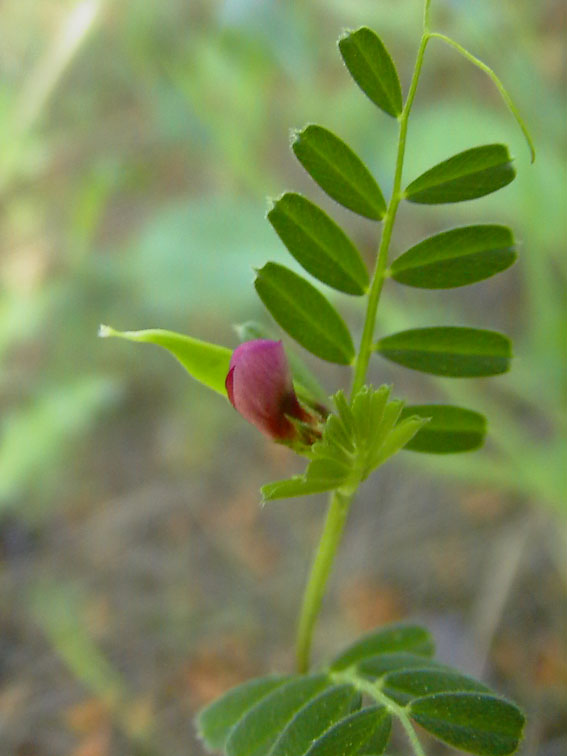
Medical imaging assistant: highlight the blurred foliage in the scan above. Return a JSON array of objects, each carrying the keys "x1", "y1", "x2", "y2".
[{"x1": 0, "y1": 1, "x2": 565, "y2": 754}]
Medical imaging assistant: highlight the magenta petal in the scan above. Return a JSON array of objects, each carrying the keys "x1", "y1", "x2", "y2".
[
  {"x1": 225, "y1": 366, "x2": 236, "y2": 408},
  {"x1": 227, "y1": 340, "x2": 301, "y2": 440}
]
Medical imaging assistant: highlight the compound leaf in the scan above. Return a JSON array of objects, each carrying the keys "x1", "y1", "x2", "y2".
[
  {"x1": 255, "y1": 263, "x2": 355, "y2": 364},
  {"x1": 409, "y1": 692, "x2": 525, "y2": 755},
  {"x1": 374, "y1": 327, "x2": 512, "y2": 377},
  {"x1": 399, "y1": 404, "x2": 487, "y2": 453},
  {"x1": 291, "y1": 125, "x2": 386, "y2": 219},
  {"x1": 405, "y1": 144, "x2": 515, "y2": 204},
  {"x1": 390, "y1": 225, "x2": 517, "y2": 288},
  {"x1": 268, "y1": 193, "x2": 369, "y2": 294},
  {"x1": 339, "y1": 27, "x2": 402, "y2": 117}
]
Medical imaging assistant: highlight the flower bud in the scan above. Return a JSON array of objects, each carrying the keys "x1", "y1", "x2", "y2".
[{"x1": 225, "y1": 339, "x2": 321, "y2": 443}]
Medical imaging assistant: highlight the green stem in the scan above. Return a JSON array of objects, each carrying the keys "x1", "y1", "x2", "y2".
[
  {"x1": 424, "y1": 0, "x2": 432, "y2": 30},
  {"x1": 296, "y1": 489, "x2": 352, "y2": 673}
]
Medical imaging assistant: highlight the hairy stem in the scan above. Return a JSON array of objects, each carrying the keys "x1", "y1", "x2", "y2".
[
  {"x1": 296, "y1": 489, "x2": 352, "y2": 673},
  {"x1": 295, "y1": 11, "x2": 432, "y2": 673}
]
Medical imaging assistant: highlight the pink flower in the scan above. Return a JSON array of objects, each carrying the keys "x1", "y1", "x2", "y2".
[{"x1": 226, "y1": 340, "x2": 320, "y2": 443}]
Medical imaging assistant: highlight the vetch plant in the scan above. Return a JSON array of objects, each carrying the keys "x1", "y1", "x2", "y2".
[{"x1": 100, "y1": 2, "x2": 535, "y2": 754}]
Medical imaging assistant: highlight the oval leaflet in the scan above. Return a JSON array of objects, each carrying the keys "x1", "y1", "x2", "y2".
[
  {"x1": 292, "y1": 125, "x2": 386, "y2": 220},
  {"x1": 399, "y1": 404, "x2": 487, "y2": 454},
  {"x1": 339, "y1": 27, "x2": 403, "y2": 117},
  {"x1": 374, "y1": 326, "x2": 512, "y2": 377},
  {"x1": 390, "y1": 225, "x2": 517, "y2": 288},
  {"x1": 405, "y1": 144, "x2": 516, "y2": 204},
  {"x1": 254, "y1": 263, "x2": 355, "y2": 365},
  {"x1": 268, "y1": 192, "x2": 369, "y2": 295}
]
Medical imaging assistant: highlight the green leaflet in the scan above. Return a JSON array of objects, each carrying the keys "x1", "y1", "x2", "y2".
[
  {"x1": 98, "y1": 325, "x2": 231, "y2": 396},
  {"x1": 291, "y1": 125, "x2": 386, "y2": 220},
  {"x1": 355, "y1": 710, "x2": 393, "y2": 755},
  {"x1": 382, "y1": 668, "x2": 491, "y2": 706},
  {"x1": 269, "y1": 684, "x2": 359, "y2": 756},
  {"x1": 254, "y1": 263, "x2": 355, "y2": 364},
  {"x1": 330, "y1": 624, "x2": 435, "y2": 672},
  {"x1": 374, "y1": 326, "x2": 512, "y2": 377},
  {"x1": 225, "y1": 674, "x2": 331, "y2": 756},
  {"x1": 404, "y1": 144, "x2": 516, "y2": 204},
  {"x1": 267, "y1": 192, "x2": 369, "y2": 294},
  {"x1": 304, "y1": 707, "x2": 389, "y2": 756},
  {"x1": 358, "y1": 652, "x2": 449, "y2": 679},
  {"x1": 338, "y1": 27, "x2": 402, "y2": 118},
  {"x1": 197, "y1": 676, "x2": 292, "y2": 750},
  {"x1": 399, "y1": 405, "x2": 487, "y2": 454},
  {"x1": 261, "y1": 476, "x2": 340, "y2": 503},
  {"x1": 370, "y1": 413, "x2": 429, "y2": 469},
  {"x1": 409, "y1": 693, "x2": 525, "y2": 755},
  {"x1": 389, "y1": 224, "x2": 517, "y2": 288}
]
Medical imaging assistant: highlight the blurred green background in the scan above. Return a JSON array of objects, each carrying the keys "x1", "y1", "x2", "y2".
[{"x1": 1, "y1": 1, "x2": 565, "y2": 754}]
